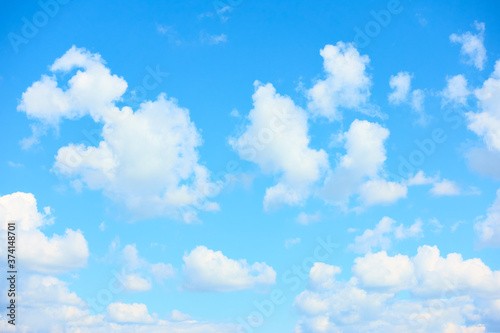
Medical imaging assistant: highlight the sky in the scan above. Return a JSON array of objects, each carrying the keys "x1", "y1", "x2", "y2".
[{"x1": 1, "y1": 0, "x2": 500, "y2": 332}]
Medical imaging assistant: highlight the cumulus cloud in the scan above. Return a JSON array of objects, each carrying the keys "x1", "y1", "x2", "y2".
[
  {"x1": 467, "y1": 60, "x2": 500, "y2": 152},
  {"x1": 107, "y1": 302, "x2": 155, "y2": 324},
  {"x1": 450, "y1": 21, "x2": 487, "y2": 70},
  {"x1": 18, "y1": 46, "x2": 220, "y2": 222},
  {"x1": 348, "y1": 216, "x2": 422, "y2": 254},
  {"x1": 475, "y1": 189, "x2": 500, "y2": 247},
  {"x1": 442, "y1": 74, "x2": 471, "y2": 106},
  {"x1": 430, "y1": 179, "x2": 461, "y2": 196},
  {"x1": 320, "y1": 120, "x2": 407, "y2": 208},
  {"x1": 230, "y1": 82, "x2": 328, "y2": 210},
  {"x1": 182, "y1": 246, "x2": 276, "y2": 292},
  {"x1": 0, "y1": 192, "x2": 88, "y2": 273},
  {"x1": 294, "y1": 245, "x2": 500, "y2": 332},
  {"x1": 307, "y1": 42, "x2": 375, "y2": 120},
  {"x1": 388, "y1": 72, "x2": 428, "y2": 125}
]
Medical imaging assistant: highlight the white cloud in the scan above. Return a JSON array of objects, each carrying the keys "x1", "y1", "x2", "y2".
[
  {"x1": 407, "y1": 170, "x2": 438, "y2": 186},
  {"x1": 321, "y1": 120, "x2": 406, "y2": 208},
  {"x1": 388, "y1": 72, "x2": 428, "y2": 124},
  {"x1": 308, "y1": 263, "x2": 342, "y2": 291},
  {"x1": 18, "y1": 46, "x2": 221, "y2": 222},
  {"x1": 107, "y1": 302, "x2": 155, "y2": 324},
  {"x1": 450, "y1": 21, "x2": 487, "y2": 70},
  {"x1": 294, "y1": 245, "x2": 500, "y2": 332},
  {"x1": 0, "y1": 192, "x2": 89, "y2": 273},
  {"x1": 200, "y1": 32, "x2": 227, "y2": 45},
  {"x1": 467, "y1": 60, "x2": 500, "y2": 152},
  {"x1": 285, "y1": 237, "x2": 301, "y2": 249},
  {"x1": 466, "y1": 147, "x2": 500, "y2": 179},
  {"x1": 430, "y1": 179, "x2": 461, "y2": 196},
  {"x1": 307, "y1": 42, "x2": 374, "y2": 120},
  {"x1": 296, "y1": 211, "x2": 322, "y2": 225},
  {"x1": 170, "y1": 309, "x2": 191, "y2": 321},
  {"x1": 120, "y1": 273, "x2": 152, "y2": 292},
  {"x1": 182, "y1": 246, "x2": 276, "y2": 292},
  {"x1": 442, "y1": 75, "x2": 470, "y2": 106},
  {"x1": 388, "y1": 71, "x2": 411, "y2": 104},
  {"x1": 348, "y1": 216, "x2": 422, "y2": 254},
  {"x1": 475, "y1": 189, "x2": 500, "y2": 247},
  {"x1": 230, "y1": 82, "x2": 328, "y2": 210}
]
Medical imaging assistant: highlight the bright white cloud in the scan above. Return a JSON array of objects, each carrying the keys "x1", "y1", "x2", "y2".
[
  {"x1": 348, "y1": 216, "x2": 422, "y2": 254},
  {"x1": 307, "y1": 42, "x2": 373, "y2": 120},
  {"x1": 0, "y1": 192, "x2": 88, "y2": 273},
  {"x1": 388, "y1": 71, "x2": 412, "y2": 104},
  {"x1": 467, "y1": 60, "x2": 500, "y2": 152},
  {"x1": 182, "y1": 246, "x2": 276, "y2": 292},
  {"x1": 442, "y1": 74, "x2": 470, "y2": 106},
  {"x1": 321, "y1": 120, "x2": 406, "y2": 208},
  {"x1": 120, "y1": 273, "x2": 152, "y2": 292},
  {"x1": 308, "y1": 263, "x2": 342, "y2": 291},
  {"x1": 294, "y1": 245, "x2": 500, "y2": 332},
  {"x1": 18, "y1": 46, "x2": 221, "y2": 222},
  {"x1": 450, "y1": 21, "x2": 487, "y2": 70},
  {"x1": 475, "y1": 189, "x2": 500, "y2": 247},
  {"x1": 230, "y1": 82, "x2": 328, "y2": 210}
]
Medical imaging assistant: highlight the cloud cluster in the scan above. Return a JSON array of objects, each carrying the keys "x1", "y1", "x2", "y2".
[
  {"x1": 18, "y1": 46, "x2": 220, "y2": 222},
  {"x1": 388, "y1": 71, "x2": 428, "y2": 125},
  {"x1": 294, "y1": 245, "x2": 500, "y2": 332},
  {"x1": 450, "y1": 21, "x2": 487, "y2": 70}
]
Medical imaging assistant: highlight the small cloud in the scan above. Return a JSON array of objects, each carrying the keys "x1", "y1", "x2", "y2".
[
  {"x1": 200, "y1": 32, "x2": 227, "y2": 45},
  {"x1": 156, "y1": 24, "x2": 181, "y2": 45},
  {"x1": 230, "y1": 108, "x2": 241, "y2": 118},
  {"x1": 296, "y1": 211, "x2": 321, "y2": 225},
  {"x1": 430, "y1": 179, "x2": 461, "y2": 196},
  {"x1": 8, "y1": 161, "x2": 24, "y2": 168},
  {"x1": 347, "y1": 228, "x2": 358, "y2": 233},
  {"x1": 285, "y1": 237, "x2": 301, "y2": 249},
  {"x1": 99, "y1": 222, "x2": 106, "y2": 231},
  {"x1": 451, "y1": 220, "x2": 465, "y2": 233},
  {"x1": 170, "y1": 309, "x2": 191, "y2": 322},
  {"x1": 429, "y1": 217, "x2": 443, "y2": 233},
  {"x1": 416, "y1": 13, "x2": 428, "y2": 26}
]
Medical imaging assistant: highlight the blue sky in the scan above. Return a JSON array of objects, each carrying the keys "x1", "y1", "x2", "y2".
[{"x1": 1, "y1": 0, "x2": 500, "y2": 332}]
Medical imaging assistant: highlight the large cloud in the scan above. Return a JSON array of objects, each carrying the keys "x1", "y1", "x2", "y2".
[
  {"x1": 18, "y1": 46, "x2": 220, "y2": 222},
  {"x1": 230, "y1": 82, "x2": 329, "y2": 210},
  {"x1": 320, "y1": 120, "x2": 407, "y2": 207},
  {"x1": 294, "y1": 245, "x2": 500, "y2": 332},
  {"x1": 307, "y1": 42, "x2": 374, "y2": 120},
  {"x1": 182, "y1": 245, "x2": 276, "y2": 292},
  {"x1": 0, "y1": 192, "x2": 88, "y2": 273}
]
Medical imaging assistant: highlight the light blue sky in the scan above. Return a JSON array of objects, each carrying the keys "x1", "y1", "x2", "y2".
[{"x1": 1, "y1": 1, "x2": 500, "y2": 332}]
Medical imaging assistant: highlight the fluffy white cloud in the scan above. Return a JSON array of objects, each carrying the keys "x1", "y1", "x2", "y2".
[
  {"x1": 430, "y1": 179, "x2": 461, "y2": 196},
  {"x1": 182, "y1": 246, "x2": 276, "y2": 292},
  {"x1": 18, "y1": 46, "x2": 220, "y2": 222},
  {"x1": 120, "y1": 273, "x2": 152, "y2": 292},
  {"x1": 230, "y1": 82, "x2": 328, "y2": 210},
  {"x1": 388, "y1": 72, "x2": 427, "y2": 124},
  {"x1": 348, "y1": 216, "x2": 422, "y2": 254},
  {"x1": 475, "y1": 189, "x2": 500, "y2": 247},
  {"x1": 450, "y1": 22, "x2": 487, "y2": 70},
  {"x1": 307, "y1": 42, "x2": 373, "y2": 120},
  {"x1": 0, "y1": 192, "x2": 88, "y2": 273},
  {"x1": 467, "y1": 59, "x2": 500, "y2": 152},
  {"x1": 321, "y1": 120, "x2": 406, "y2": 207},
  {"x1": 107, "y1": 302, "x2": 155, "y2": 324},
  {"x1": 442, "y1": 75, "x2": 471, "y2": 106},
  {"x1": 294, "y1": 245, "x2": 500, "y2": 332},
  {"x1": 407, "y1": 170, "x2": 438, "y2": 186},
  {"x1": 308, "y1": 263, "x2": 342, "y2": 291}
]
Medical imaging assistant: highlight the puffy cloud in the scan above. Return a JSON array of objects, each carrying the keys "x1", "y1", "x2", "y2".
[
  {"x1": 348, "y1": 217, "x2": 422, "y2": 254},
  {"x1": 388, "y1": 72, "x2": 427, "y2": 124},
  {"x1": 467, "y1": 59, "x2": 500, "y2": 152},
  {"x1": 307, "y1": 42, "x2": 373, "y2": 120},
  {"x1": 0, "y1": 192, "x2": 88, "y2": 273},
  {"x1": 182, "y1": 246, "x2": 276, "y2": 292},
  {"x1": 107, "y1": 303, "x2": 155, "y2": 324},
  {"x1": 450, "y1": 22, "x2": 487, "y2": 70},
  {"x1": 321, "y1": 120, "x2": 406, "y2": 207},
  {"x1": 388, "y1": 71, "x2": 412, "y2": 104},
  {"x1": 308, "y1": 263, "x2": 342, "y2": 291},
  {"x1": 18, "y1": 46, "x2": 220, "y2": 222},
  {"x1": 475, "y1": 189, "x2": 500, "y2": 247},
  {"x1": 120, "y1": 273, "x2": 152, "y2": 292},
  {"x1": 430, "y1": 179, "x2": 461, "y2": 196},
  {"x1": 353, "y1": 251, "x2": 416, "y2": 292},
  {"x1": 442, "y1": 75, "x2": 471, "y2": 106},
  {"x1": 294, "y1": 245, "x2": 500, "y2": 332},
  {"x1": 230, "y1": 82, "x2": 328, "y2": 210}
]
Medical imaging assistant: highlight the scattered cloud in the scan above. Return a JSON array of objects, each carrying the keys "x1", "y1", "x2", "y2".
[
  {"x1": 296, "y1": 211, "x2": 321, "y2": 225},
  {"x1": 450, "y1": 21, "x2": 487, "y2": 70},
  {"x1": 285, "y1": 237, "x2": 301, "y2": 249},
  {"x1": 200, "y1": 32, "x2": 227, "y2": 45},
  {"x1": 475, "y1": 188, "x2": 500, "y2": 247}
]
